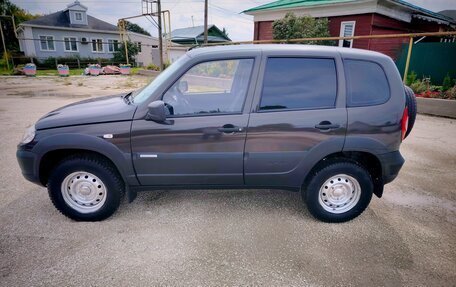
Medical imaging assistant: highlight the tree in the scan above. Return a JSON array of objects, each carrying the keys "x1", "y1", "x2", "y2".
[
  {"x1": 0, "y1": 0, "x2": 39, "y2": 54},
  {"x1": 221, "y1": 27, "x2": 229, "y2": 39},
  {"x1": 113, "y1": 41, "x2": 139, "y2": 64},
  {"x1": 272, "y1": 12, "x2": 335, "y2": 46},
  {"x1": 120, "y1": 20, "x2": 151, "y2": 36}
]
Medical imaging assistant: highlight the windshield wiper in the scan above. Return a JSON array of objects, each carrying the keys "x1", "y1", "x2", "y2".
[{"x1": 123, "y1": 92, "x2": 133, "y2": 104}]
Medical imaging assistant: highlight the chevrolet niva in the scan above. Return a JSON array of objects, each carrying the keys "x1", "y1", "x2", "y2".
[{"x1": 17, "y1": 45, "x2": 416, "y2": 222}]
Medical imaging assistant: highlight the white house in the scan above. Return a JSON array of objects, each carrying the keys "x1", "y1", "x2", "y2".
[{"x1": 17, "y1": 0, "x2": 159, "y2": 66}]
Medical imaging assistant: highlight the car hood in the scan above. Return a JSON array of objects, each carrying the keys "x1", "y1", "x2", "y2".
[{"x1": 36, "y1": 93, "x2": 137, "y2": 130}]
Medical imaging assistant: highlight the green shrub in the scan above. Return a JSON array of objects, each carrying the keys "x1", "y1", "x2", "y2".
[
  {"x1": 37, "y1": 57, "x2": 120, "y2": 69},
  {"x1": 113, "y1": 41, "x2": 138, "y2": 65},
  {"x1": 410, "y1": 80, "x2": 427, "y2": 94},
  {"x1": 272, "y1": 13, "x2": 335, "y2": 46},
  {"x1": 445, "y1": 86, "x2": 456, "y2": 100},
  {"x1": 145, "y1": 64, "x2": 160, "y2": 71},
  {"x1": 406, "y1": 70, "x2": 417, "y2": 86},
  {"x1": 442, "y1": 73, "x2": 452, "y2": 92}
]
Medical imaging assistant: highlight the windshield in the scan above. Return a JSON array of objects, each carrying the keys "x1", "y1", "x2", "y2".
[{"x1": 132, "y1": 55, "x2": 189, "y2": 104}]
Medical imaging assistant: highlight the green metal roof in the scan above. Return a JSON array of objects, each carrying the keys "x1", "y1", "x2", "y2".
[
  {"x1": 170, "y1": 25, "x2": 231, "y2": 45},
  {"x1": 243, "y1": 0, "x2": 455, "y2": 24},
  {"x1": 243, "y1": 0, "x2": 357, "y2": 13}
]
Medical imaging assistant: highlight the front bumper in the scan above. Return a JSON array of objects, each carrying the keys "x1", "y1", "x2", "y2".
[
  {"x1": 378, "y1": 150, "x2": 405, "y2": 184},
  {"x1": 16, "y1": 148, "x2": 41, "y2": 185}
]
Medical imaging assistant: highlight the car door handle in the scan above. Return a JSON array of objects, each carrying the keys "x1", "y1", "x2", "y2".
[
  {"x1": 315, "y1": 121, "x2": 340, "y2": 130},
  {"x1": 217, "y1": 124, "x2": 243, "y2": 133}
]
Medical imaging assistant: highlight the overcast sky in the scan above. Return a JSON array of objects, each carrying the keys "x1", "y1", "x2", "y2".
[{"x1": 11, "y1": 0, "x2": 456, "y2": 41}]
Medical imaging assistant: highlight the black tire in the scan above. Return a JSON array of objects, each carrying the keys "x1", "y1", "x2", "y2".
[
  {"x1": 47, "y1": 155, "x2": 124, "y2": 221},
  {"x1": 303, "y1": 161, "x2": 373, "y2": 223},
  {"x1": 404, "y1": 86, "x2": 417, "y2": 139}
]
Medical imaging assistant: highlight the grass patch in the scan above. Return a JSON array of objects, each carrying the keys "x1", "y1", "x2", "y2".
[
  {"x1": 0, "y1": 69, "x2": 13, "y2": 75},
  {"x1": 130, "y1": 67, "x2": 141, "y2": 75},
  {"x1": 36, "y1": 69, "x2": 85, "y2": 76}
]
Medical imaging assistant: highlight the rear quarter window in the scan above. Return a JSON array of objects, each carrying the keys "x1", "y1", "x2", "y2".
[{"x1": 344, "y1": 59, "x2": 390, "y2": 107}]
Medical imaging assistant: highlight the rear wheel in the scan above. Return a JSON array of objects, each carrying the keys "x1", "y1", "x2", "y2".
[
  {"x1": 47, "y1": 155, "x2": 124, "y2": 221},
  {"x1": 303, "y1": 161, "x2": 373, "y2": 223},
  {"x1": 404, "y1": 86, "x2": 417, "y2": 139}
]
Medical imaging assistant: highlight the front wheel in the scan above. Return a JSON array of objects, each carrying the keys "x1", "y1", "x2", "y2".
[
  {"x1": 303, "y1": 162, "x2": 373, "y2": 223},
  {"x1": 47, "y1": 155, "x2": 124, "y2": 221}
]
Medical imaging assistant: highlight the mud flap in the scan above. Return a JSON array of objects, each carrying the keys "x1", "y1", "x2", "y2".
[
  {"x1": 373, "y1": 180, "x2": 384, "y2": 198},
  {"x1": 126, "y1": 185, "x2": 137, "y2": 203}
]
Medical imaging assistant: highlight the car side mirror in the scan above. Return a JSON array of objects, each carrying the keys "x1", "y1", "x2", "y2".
[
  {"x1": 146, "y1": 100, "x2": 167, "y2": 122},
  {"x1": 178, "y1": 80, "x2": 188, "y2": 93}
]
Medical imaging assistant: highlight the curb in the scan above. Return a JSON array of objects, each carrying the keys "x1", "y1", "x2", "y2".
[{"x1": 417, "y1": 97, "x2": 456, "y2": 119}]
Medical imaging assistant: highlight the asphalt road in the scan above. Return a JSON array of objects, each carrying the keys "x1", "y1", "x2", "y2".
[{"x1": 0, "y1": 77, "x2": 455, "y2": 286}]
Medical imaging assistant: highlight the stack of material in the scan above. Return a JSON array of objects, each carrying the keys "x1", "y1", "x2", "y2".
[{"x1": 102, "y1": 65, "x2": 121, "y2": 75}]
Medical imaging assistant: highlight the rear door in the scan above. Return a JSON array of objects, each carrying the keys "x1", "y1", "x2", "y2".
[{"x1": 244, "y1": 52, "x2": 347, "y2": 188}]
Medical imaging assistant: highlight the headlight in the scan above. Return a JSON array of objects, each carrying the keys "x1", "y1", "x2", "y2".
[{"x1": 21, "y1": 125, "x2": 35, "y2": 144}]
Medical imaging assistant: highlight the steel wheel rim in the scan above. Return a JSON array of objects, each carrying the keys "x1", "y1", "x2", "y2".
[
  {"x1": 318, "y1": 174, "x2": 361, "y2": 214},
  {"x1": 61, "y1": 171, "x2": 107, "y2": 213}
]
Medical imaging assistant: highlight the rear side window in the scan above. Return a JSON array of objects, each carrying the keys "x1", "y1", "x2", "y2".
[
  {"x1": 344, "y1": 59, "x2": 390, "y2": 107},
  {"x1": 259, "y1": 58, "x2": 337, "y2": 111}
]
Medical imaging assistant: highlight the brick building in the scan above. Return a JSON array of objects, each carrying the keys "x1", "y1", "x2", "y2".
[{"x1": 244, "y1": 0, "x2": 455, "y2": 59}]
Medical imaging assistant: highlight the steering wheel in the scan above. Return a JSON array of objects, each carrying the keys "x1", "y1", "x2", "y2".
[{"x1": 163, "y1": 85, "x2": 193, "y2": 115}]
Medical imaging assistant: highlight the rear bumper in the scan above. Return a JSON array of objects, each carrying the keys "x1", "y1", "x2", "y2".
[
  {"x1": 378, "y1": 151, "x2": 405, "y2": 184},
  {"x1": 16, "y1": 148, "x2": 41, "y2": 185}
]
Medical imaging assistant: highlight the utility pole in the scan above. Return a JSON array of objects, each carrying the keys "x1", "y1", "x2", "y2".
[
  {"x1": 119, "y1": 1, "x2": 166, "y2": 70},
  {"x1": 0, "y1": 20, "x2": 9, "y2": 70},
  {"x1": 118, "y1": 20, "x2": 129, "y2": 65},
  {"x1": 157, "y1": 0, "x2": 164, "y2": 70},
  {"x1": 204, "y1": 0, "x2": 208, "y2": 44}
]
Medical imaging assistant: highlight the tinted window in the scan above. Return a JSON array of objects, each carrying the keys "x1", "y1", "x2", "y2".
[
  {"x1": 163, "y1": 59, "x2": 254, "y2": 116},
  {"x1": 259, "y1": 58, "x2": 337, "y2": 111},
  {"x1": 344, "y1": 59, "x2": 390, "y2": 107}
]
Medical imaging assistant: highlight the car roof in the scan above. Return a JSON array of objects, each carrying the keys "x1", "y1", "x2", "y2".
[{"x1": 187, "y1": 44, "x2": 390, "y2": 60}]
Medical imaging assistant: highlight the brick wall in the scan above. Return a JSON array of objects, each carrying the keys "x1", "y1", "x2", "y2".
[
  {"x1": 328, "y1": 14, "x2": 373, "y2": 50},
  {"x1": 254, "y1": 21, "x2": 274, "y2": 40},
  {"x1": 253, "y1": 13, "x2": 444, "y2": 59}
]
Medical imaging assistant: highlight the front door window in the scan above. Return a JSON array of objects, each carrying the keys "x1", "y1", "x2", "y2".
[{"x1": 162, "y1": 59, "x2": 254, "y2": 116}]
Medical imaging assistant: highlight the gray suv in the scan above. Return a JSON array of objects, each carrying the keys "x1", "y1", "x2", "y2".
[{"x1": 16, "y1": 45, "x2": 416, "y2": 222}]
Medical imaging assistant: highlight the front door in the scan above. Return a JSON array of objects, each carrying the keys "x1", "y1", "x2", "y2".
[{"x1": 131, "y1": 58, "x2": 255, "y2": 186}]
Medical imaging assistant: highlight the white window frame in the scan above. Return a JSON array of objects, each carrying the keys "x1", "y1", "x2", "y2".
[
  {"x1": 339, "y1": 21, "x2": 356, "y2": 48},
  {"x1": 75, "y1": 12, "x2": 82, "y2": 21},
  {"x1": 136, "y1": 41, "x2": 142, "y2": 53},
  {"x1": 91, "y1": 38, "x2": 104, "y2": 53},
  {"x1": 107, "y1": 38, "x2": 119, "y2": 53},
  {"x1": 39, "y1": 35, "x2": 56, "y2": 51},
  {"x1": 63, "y1": 36, "x2": 78, "y2": 52}
]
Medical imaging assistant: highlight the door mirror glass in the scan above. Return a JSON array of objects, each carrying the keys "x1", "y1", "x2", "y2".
[
  {"x1": 162, "y1": 58, "x2": 254, "y2": 116},
  {"x1": 146, "y1": 100, "x2": 167, "y2": 122}
]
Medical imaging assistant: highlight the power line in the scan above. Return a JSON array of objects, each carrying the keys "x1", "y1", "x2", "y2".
[
  {"x1": 208, "y1": 3, "x2": 253, "y2": 24},
  {"x1": 145, "y1": 14, "x2": 158, "y2": 29}
]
